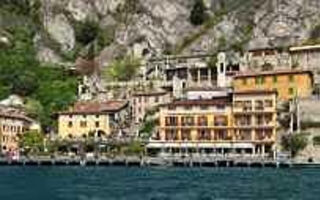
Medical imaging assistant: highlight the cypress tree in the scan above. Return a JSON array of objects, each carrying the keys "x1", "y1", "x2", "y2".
[{"x1": 190, "y1": 0, "x2": 208, "y2": 26}]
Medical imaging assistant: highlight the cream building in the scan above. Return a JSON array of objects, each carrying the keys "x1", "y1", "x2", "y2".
[
  {"x1": 58, "y1": 100, "x2": 129, "y2": 139},
  {"x1": 131, "y1": 90, "x2": 171, "y2": 124}
]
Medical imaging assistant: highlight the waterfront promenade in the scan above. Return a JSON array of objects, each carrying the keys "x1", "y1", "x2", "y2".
[{"x1": 0, "y1": 155, "x2": 301, "y2": 168}]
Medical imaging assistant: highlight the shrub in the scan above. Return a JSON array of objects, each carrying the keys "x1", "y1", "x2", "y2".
[
  {"x1": 102, "y1": 55, "x2": 140, "y2": 82},
  {"x1": 281, "y1": 134, "x2": 308, "y2": 157},
  {"x1": 313, "y1": 136, "x2": 320, "y2": 146}
]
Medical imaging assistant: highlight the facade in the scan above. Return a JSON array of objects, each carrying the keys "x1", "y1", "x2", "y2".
[
  {"x1": 131, "y1": 90, "x2": 171, "y2": 124},
  {"x1": 290, "y1": 44, "x2": 320, "y2": 84},
  {"x1": 233, "y1": 70, "x2": 313, "y2": 101},
  {"x1": 147, "y1": 89, "x2": 278, "y2": 158},
  {"x1": 58, "y1": 100, "x2": 129, "y2": 139},
  {"x1": 233, "y1": 90, "x2": 277, "y2": 157},
  {"x1": 290, "y1": 45, "x2": 320, "y2": 70},
  {"x1": 244, "y1": 48, "x2": 291, "y2": 70},
  {"x1": 0, "y1": 107, "x2": 35, "y2": 153}
]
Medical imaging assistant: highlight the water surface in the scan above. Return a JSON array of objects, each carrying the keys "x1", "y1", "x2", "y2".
[{"x1": 0, "y1": 166, "x2": 318, "y2": 200}]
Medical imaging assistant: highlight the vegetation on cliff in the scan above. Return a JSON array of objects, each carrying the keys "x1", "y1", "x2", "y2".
[{"x1": 0, "y1": 1, "x2": 78, "y2": 131}]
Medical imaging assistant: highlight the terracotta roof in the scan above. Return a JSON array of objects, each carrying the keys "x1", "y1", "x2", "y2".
[
  {"x1": 0, "y1": 107, "x2": 33, "y2": 122},
  {"x1": 59, "y1": 100, "x2": 128, "y2": 115},
  {"x1": 234, "y1": 69, "x2": 313, "y2": 78},
  {"x1": 233, "y1": 89, "x2": 277, "y2": 96},
  {"x1": 163, "y1": 97, "x2": 231, "y2": 107}
]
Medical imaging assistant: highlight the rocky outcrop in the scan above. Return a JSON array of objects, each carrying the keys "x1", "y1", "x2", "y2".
[
  {"x1": 46, "y1": 14, "x2": 75, "y2": 51},
  {"x1": 34, "y1": 0, "x2": 320, "y2": 66}
]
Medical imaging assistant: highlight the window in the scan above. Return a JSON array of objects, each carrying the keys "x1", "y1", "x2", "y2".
[
  {"x1": 289, "y1": 75, "x2": 294, "y2": 82},
  {"x1": 220, "y1": 63, "x2": 224, "y2": 72},
  {"x1": 265, "y1": 100, "x2": 273, "y2": 107},
  {"x1": 242, "y1": 78, "x2": 247, "y2": 85},
  {"x1": 289, "y1": 88, "x2": 294, "y2": 95},
  {"x1": 95, "y1": 121, "x2": 100, "y2": 128},
  {"x1": 96, "y1": 115, "x2": 100, "y2": 118},
  {"x1": 255, "y1": 100, "x2": 264, "y2": 111},
  {"x1": 181, "y1": 116, "x2": 194, "y2": 126},
  {"x1": 80, "y1": 121, "x2": 87, "y2": 128},
  {"x1": 265, "y1": 50, "x2": 275, "y2": 56},
  {"x1": 256, "y1": 76, "x2": 264, "y2": 85},
  {"x1": 165, "y1": 116, "x2": 178, "y2": 126},
  {"x1": 68, "y1": 121, "x2": 73, "y2": 128},
  {"x1": 168, "y1": 105, "x2": 176, "y2": 110},
  {"x1": 82, "y1": 115, "x2": 87, "y2": 118},
  {"x1": 214, "y1": 116, "x2": 228, "y2": 126},
  {"x1": 198, "y1": 116, "x2": 208, "y2": 126},
  {"x1": 252, "y1": 51, "x2": 262, "y2": 57},
  {"x1": 217, "y1": 105, "x2": 225, "y2": 110},
  {"x1": 200, "y1": 105, "x2": 208, "y2": 110},
  {"x1": 184, "y1": 106, "x2": 192, "y2": 110},
  {"x1": 155, "y1": 96, "x2": 159, "y2": 103},
  {"x1": 234, "y1": 101, "x2": 243, "y2": 108},
  {"x1": 273, "y1": 76, "x2": 277, "y2": 83},
  {"x1": 69, "y1": 115, "x2": 73, "y2": 118}
]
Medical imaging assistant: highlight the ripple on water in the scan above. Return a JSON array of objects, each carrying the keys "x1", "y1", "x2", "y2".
[{"x1": 0, "y1": 167, "x2": 319, "y2": 200}]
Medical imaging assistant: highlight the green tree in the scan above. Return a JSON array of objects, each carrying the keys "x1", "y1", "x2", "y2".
[
  {"x1": 124, "y1": 141, "x2": 145, "y2": 156},
  {"x1": 25, "y1": 98, "x2": 44, "y2": 120},
  {"x1": 19, "y1": 131, "x2": 44, "y2": 154},
  {"x1": 75, "y1": 19, "x2": 100, "y2": 46},
  {"x1": 281, "y1": 134, "x2": 308, "y2": 157},
  {"x1": 190, "y1": 0, "x2": 208, "y2": 26},
  {"x1": 103, "y1": 55, "x2": 140, "y2": 82}
]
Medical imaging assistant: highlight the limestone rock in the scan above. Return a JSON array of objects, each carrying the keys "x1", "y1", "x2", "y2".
[{"x1": 46, "y1": 14, "x2": 75, "y2": 51}]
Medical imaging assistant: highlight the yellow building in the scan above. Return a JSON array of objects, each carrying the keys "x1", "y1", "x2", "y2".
[
  {"x1": 233, "y1": 70, "x2": 313, "y2": 101},
  {"x1": 58, "y1": 100, "x2": 128, "y2": 139},
  {"x1": 147, "y1": 90, "x2": 278, "y2": 157}
]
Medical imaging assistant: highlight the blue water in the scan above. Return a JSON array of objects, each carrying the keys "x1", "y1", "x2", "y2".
[{"x1": 0, "y1": 167, "x2": 319, "y2": 200}]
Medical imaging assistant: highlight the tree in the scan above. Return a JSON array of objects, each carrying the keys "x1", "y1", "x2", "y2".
[
  {"x1": 103, "y1": 55, "x2": 140, "y2": 82},
  {"x1": 25, "y1": 98, "x2": 44, "y2": 120},
  {"x1": 75, "y1": 19, "x2": 100, "y2": 46},
  {"x1": 19, "y1": 131, "x2": 44, "y2": 154},
  {"x1": 281, "y1": 134, "x2": 308, "y2": 157},
  {"x1": 190, "y1": 0, "x2": 208, "y2": 26},
  {"x1": 123, "y1": 141, "x2": 145, "y2": 156}
]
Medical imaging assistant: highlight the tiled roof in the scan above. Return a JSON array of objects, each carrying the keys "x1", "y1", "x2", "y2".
[
  {"x1": 0, "y1": 106, "x2": 33, "y2": 122},
  {"x1": 234, "y1": 69, "x2": 313, "y2": 78},
  {"x1": 233, "y1": 89, "x2": 277, "y2": 95},
  {"x1": 59, "y1": 100, "x2": 128, "y2": 115},
  {"x1": 163, "y1": 97, "x2": 231, "y2": 107}
]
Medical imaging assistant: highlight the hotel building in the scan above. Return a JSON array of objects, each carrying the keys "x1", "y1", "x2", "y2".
[
  {"x1": 147, "y1": 89, "x2": 278, "y2": 157},
  {"x1": 58, "y1": 100, "x2": 129, "y2": 139}
]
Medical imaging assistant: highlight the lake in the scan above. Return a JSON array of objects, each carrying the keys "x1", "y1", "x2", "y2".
[{"x1": 0, "y1": 166, "x2": 318, "y2": 200}]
